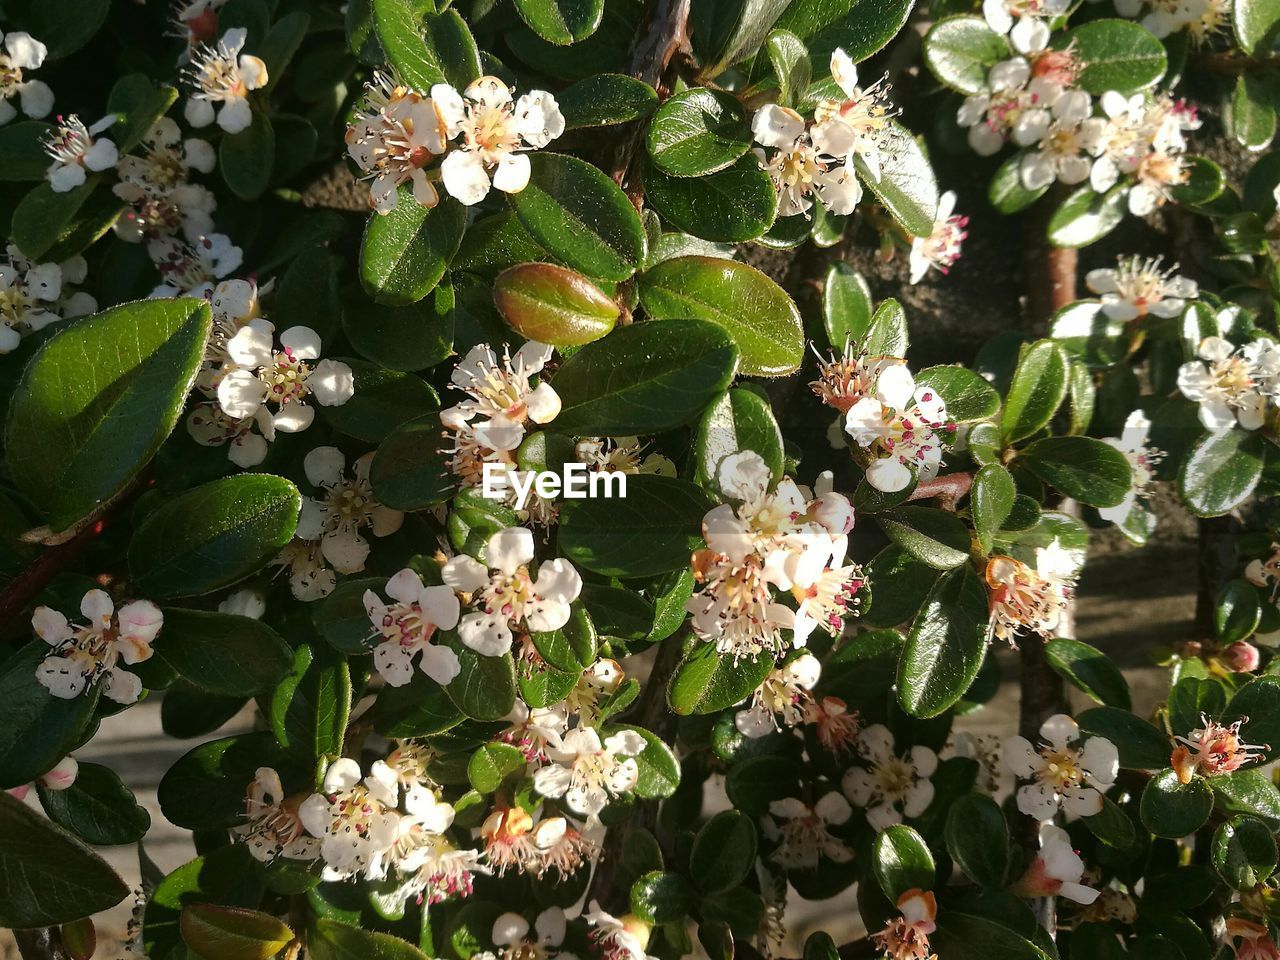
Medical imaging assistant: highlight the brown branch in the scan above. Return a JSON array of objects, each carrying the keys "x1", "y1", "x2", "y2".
[
  {"x1": 14, "y1": 928, "x2": 72, "y2": 960},
  {"x1": 608, "y1": 0, "x2": 693, "y2": 208},
  {"x1": 1193, "y1": 52, "x2": 1280, "y2": 73},
  {"x1": 906, "y1": 471, "x2": 974, "y2": 510}
]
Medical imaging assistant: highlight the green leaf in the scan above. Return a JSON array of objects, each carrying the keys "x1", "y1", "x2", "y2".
[
  {"x1": 220, "y1": 112, "x2": 275, "y2": 200},
  {"x1": 767, "y1": 30, "x2": 813, "y2": 107},
  {"x1": 668, "y1": 643, "x2": 774, "y2": 715},
  {"x1": 1211, "y1": 769, "x2": 1280, "y2": 823},
  {"x1": 696, "y1": 387, "x2": 785, "y2": 486},
  {"x1": 181, "y1": 904, "x2": 293, "y2": 960},
  {"x1": 467, "y1": 742, "x2": 527, "y2": 793},
  {"x1": 647, "y1": 88, "x2": 751, "y2": 177},
  {"x1": 1231, "y1": 74, "x2": 1277, "y2": 152},
  {"x1": 873, "y1": 825, "x2": 935, "y2": 901},
  {"x1": 924, "y1": 16, "x2": 1009, "y2": 94},
  {"x1": 360, "y1": 192, "x2": 467, "y2": 306},
  {"x1": 694, "y1": 0, "x2": 792, "y2": 76},
  {"x1": 153, "y1": 608, "x2": 294, "y2": 697},
  {"x1": 560, "y1": 474, "x2": 716, "y2": 577},
  {"x1": 1044, "y1": 637, "x2": 1130, "y2": 709},
  {"x1": 1050, "y1": 301, "x2": 1128, "y2": 369},
  {"x1": 107, "y1": 74, "x2": 179, "y2": 154},
  {"x1": 1171, "y1": 155, "x2": 1226, "y2": 206},
  {"x1": 775, "y1": 0, "x2": 915, "y2": 67},
  {"x1": 631, "y1": 871, "x2": 693, "y2": 923},
  {"x1": 320, "y1": 360, "x2": 439, "y2": 443},
  {"x1": 129, "y1": 475, "x2": 300, "y2": 599},
  {"x1": 1077, "y1": 706, "x2": 1170, "y2": 769},
  {"x1": 1234, "y1": 0, "x2": 1280, "y2": 53},
  {"x1": 371, "y1": 671, "x2": 463, "y2": 739},
  {"x1": 1212, "y1": 816, "x2": 1277, "y2": 890},
  {"x1": 1000, "y1": 340, "x2": 1068, "y2": 443},
  {"x1": 37, "y1": 762, "x2": 150, "y2": 846},
  {"x1": 310, "y1": 918, "x2": 429, "y2": 960},
  {"x1": 822, "y1": 262, "x2": 873, "y2": 349},
  {"x1": 551, "y1": 318, "x2": 738, "y2": 435},
  {"x1": 898, "y1": 565, "x2": 990, "y2": 717},
  {"x1": 369, "y1": 413, "x2": 455, "y2": 511},
  {"x1": 689, "y1": 811, "x2": 758, "y2": 893},
  {"x1": 0, "y1": 791, "x2": 129, "y2": 927},
  {"x1": 1020, "y1": 435, "x2": 1131, "y2": 508},
  {"x1": 1168, "y1": 677, "x2": 1226, "y2": 737},
  {"x1": 343, "y1": 283, "x2": 454, "y2": 373},
  {"x1": 270, "y1": 645, "x2": 351, "y2": 761},
  {"x1": 11, "y1": 177, "x2": 122, "y2": 262},
  {"x1": 373, "y1": 0, "x2": 449, "y2": 91},
  {"x1": 915, "y1": 365, "x2": 1000, "y2": 422},
  {"x1": 1217, "y1": 579, "x2": 1263, "y2": 643},
  {"x1": 945, "y1": 794, "x2": 1009, "y2": 886},
  {"x1": 971, "y1": 463, "x2": 1016, "y2": 555},
  {"x1": 494, "y1": 262, "x2": 619, "y2": 346},
  {"x1": 1228, "y1": 676, "x2": 1280, "y2": 763},
  {"x1": 1061, "y1": 19, "x2": 1167, "y2": 93},
  {"x1": 513, "y1": 0, "x2": 604, "y2": 43},
  {"x1": 1178, "y1": 428, "x2": 1265, "y2": 518},
  {"x1": 989, "y1": 152, "x2": 1049, "y2": 214},
  {"x1": 1084, "y1": 795, "x2": 1139, "y2": 851},
  {"x1": 558, "y1": 74, "x2": 657, "y2": 129},
  {"x1": 6, "y1": 298, "x2": 211, "y2": 532},
  {"x1": 20, "y1": 0, "x2": 109, "y2": 59},
  {"x1": 865, "y1": 298, "x2": 909, "y2": 355},
  {"x1": 444, "y1": 633, "x2": 517, "y2": 721},
  {"x1": 0, "y1": 642, "x2": 100, "y2": 790},
  {"x1": 619, "y1": 725, "x2": 681, "y2": 798},
  {"x1": 878, "y1": 507, "x2": 972, "y2": 570},
  {"x1": 853, "y1": 119, "x2": 938, "y2": 237},
  {"x1": 932, "y1": 912, "x2": 1051, "y2": 960},
  {"x1": 509, "y1": 152, "x2": 646, "y2": 282},
  {"x1": 1141, "y1": 768, "x2": 1214, "y2": 838},
  {"x1": 421, "y1": 11, "x2": 483, "y2": 89},
  {"x1": 640, "y1": 256, "x2": 803, "y2": 377},
  {"x1": 581, "y1": 583, "x2": 653, "y2": 641},
  {"x1": 1047, "y1": 183, "x2": 1128, "y2": 249},
  {"x1": 643, "y1": 154, "x2": 777, "y2": 243},
  {"x1": 157, "y1": 733, "x2": 293, "y2": 831},
  {"x1": 0, "y1": 121, "x2": 55, "y2": 181}
]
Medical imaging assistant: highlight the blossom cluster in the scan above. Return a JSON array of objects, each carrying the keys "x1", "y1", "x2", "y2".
[
  {"x1": 1178, "y1": 335, "x2": 1280, "y2": 432},
  {"x1": 346, "y1": 73, "x2": 565, "y2": 213},
  {"x1": 959, "y1": 22, "x2": 1201, "y2": 216}
]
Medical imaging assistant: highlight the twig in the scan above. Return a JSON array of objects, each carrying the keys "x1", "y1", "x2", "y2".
[
  {"x1": 906, "y1": 471, "x2": 974, "y2": 509},
  {"x1": 13, "y1": 928, "x2": 71, "y2": 960},
  {"x1": 1193, "y1": 52, "x2": 1280, "y2": 73}
]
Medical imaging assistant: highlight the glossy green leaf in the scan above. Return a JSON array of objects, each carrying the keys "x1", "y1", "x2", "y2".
[
  {"x1": 343, "y1": 282, "x2": 453, "y2": 373},
  {"x1": 157, "y1": 733, "x2": 294, "y2": 831},
  {"x1": 369, "y1": 413, "x2": 455, "y2": 511},
  {"x1": 1178, "y1": 428, "x2": 1265, "y2": 518},
  {"x1": 640, "y1": 256, "x2": 803, "y2": 376},
  {"x1": 0, "y1": 791, "x2": 129, "y2": 927},
  {"x1": 971, "y1": 463, "x2": 1015, "y2": 555},
  {"x1": 1077, "y1": 706, "x2": 1171, "y2": 769},
  {"x1": 509, "y1": 152, "x2": 645, "y2": 281},
  {"x1": 1228, "y1": 676, "x2": 1280, "y2": 763},
  {"x1": 19, "y1": 0, "x2": 109, "y2": 59},
  {"x1": 0, "y1": 121, "x2": 55, "y2": 181},
  {"x1": 647, "y1": 88, "x2": 751, "y2": 177},
  {"x1": 37, "y1": 762, "x2": 150, "y2": 846},
  {"x1": 689, "y1": 811, "x2": 758, "y2": 893},
  {"x1": 915, "y1": 365, "x2": 1000, "y2": 422},
  {"x1": 696, "y1": 387, "x2": 785, "y2": 486},
  {"x1": 1020, "y1": 435, "x2": 1131, "y2": 507},
  {"x1": 271, "y1": 645, "x2": 352, "y2": 762},
  {"x1": 320, "y1": 359, "x2": 439, "y2": 442},
  {"x1": 557, "y1": 74, "x2": 657, "y2": 129},
  {"x1": 822, "y1": 262, "x2": 873, "y2": 348},
  {"x1": 945, "y1": 794, "x2": 1009, "y2": 886},
  {"x1": 560, "y1": 474, "x2": 716, "y2": 577},
  {"x1": 494, "y1": 262, "x2": 618, "y2": 345},
  {"x1": 1234, "y1": 0, "x2": 1280, "y2": 53},
  {"x1": 360, "y1": 192, "x2": 466, "y2": 306},
  {"x1": 878, "y1": 507, "x2": 971, "y2": 570},
  {"x1": 1047, "y1": 183, "x2": 1128, "y2": 249},
  {"x1": 932, "y1": 912, "x2": 1051, "y2": 960},
  {"x1": 513, "y1": 0, "x2": 604, "y2": 44},
  {"x1": 107, "y1": 74, "x2": 179, "y2": 154},
  {"x1": 1231, "y1": 73, "x2": 1277, "y2": 152},
  {"x1": 11, "y1": 177, "x2": 123, "y2": 262},
  {"x1": 620, "y1": 725, "x2": 681, "y2": 798},
  {"x1": 444, "y1": 633, "x2": 518, "y2": 721},
  {"x1": 1211, "y1": 769, "x2": 1280, "y2": 823},
  {"x1": 643, "y1": 154, "x2": 777, "y2": 243},
  {"x1": 989, "y1": 151, "x2": 1049, "y2": 214},
  {"x1": 1044, "y1": 637, "x2": 1131, "y2": 708},
  {"x1": 129, "y1": 475, "x2": 300, "y2": 599},
  {"x1": 6, "y1": 298, "x2": 211, "y2": 532},
  {"x1": 467, "y1": 742, "x2": 526, "y2": 793},
  {"x1": 775, "y1": 0, "x2": 915, "y2": 67},
  {"x1": 1000, "y1": 340, "x2": 1068, "y2": 443},
  {"x1": 220, "y1": 112, "x2": 275, "y2": 200},
  {"x1": 153, "y1": 608, "x2": 294, "y2": 697},
  {"x1": 310, "y1": 918, "x2": 429, "y2": 960},
  {"x1": 873, "y1": 825, "x2": 935, "y2": 901},
  {"x1": 1141, "y1": 768, "x2": 1214, "y2": 838},
  {"x1": 0, "y1": 644, "x2": 99, "y2": 789},
  {"x1": 924, "y1": 16, "x2": 1009, "y2": 94},
  {"x1": 372, "y1": 0, "x2": 467, "y2": 91},
  {"x1": 1212, "y1": 816, "x2": 1277, "y2": 890},
  {"x1": 898, "y1": 565, "x2": 989, "y2": 717},
  {"x1": 1217, "y1": 579, "x2": 1263, "y2": 643},
  {"x1": 853, "y1": 119, "x2": 938, "y2": 237},
  {"x1": 1061, "y1": 19, "x2": 1168, "y2": 93},
  {"x1": 552, "y1": 318, "x2": 738, "y2": 434},
  {"x1": 181, "y1": 904, "x2": 293, "y2": 960},
  {"x1": 767, "y1": 30, "x2": 812, "y2": 106},
  {"x1": 668, "y1": 643, "x2": 774, "y2": 715}
]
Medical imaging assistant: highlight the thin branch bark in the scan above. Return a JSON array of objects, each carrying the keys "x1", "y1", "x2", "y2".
[
  {"x1": 906, "y1": 471, "x2": 974, "y2": 509},
  {"x1": 14, "y1": 928, "x2": 72, "y2": 960}
]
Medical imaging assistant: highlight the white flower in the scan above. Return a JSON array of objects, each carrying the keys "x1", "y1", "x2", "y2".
[
  {"x1": 764, "y1": 793, "x2": 854, "y2": 869},
  {"x1": 234, "y1": 766, "x2": 320, "y2": 862},
  {"x1": 44, "y1": 114, "x2": 118, "y2": 193},
  {"x1": 982, "y1": 0, "x2": 1071, "y2": 34},
  {"x1": 909, "y1": 190, "x2": 968, "y2": 284},
  {"x1": 736, "y1": 654, "x2": 821, "y2": 738},
  {"x1": 0, "y1": 31, "x2": 53, "y2": 125},
  {"x1": 531, "y1": 727, "x2": 644, "y2": 816},
  {"x1": 185, "y1": 402, "x2": 273, "y2": 468},
  {"x1": 985, "y1": 540, "x2": 1077, "y2": 643},
  {"x1": 585, "y1": 902, "x2": 654, "y2": 960},
  {"x1": 842, "y1": 724, "x2": 937, "y2": 829},
  {"x1": 811, "y1": 49, "x2": 896, "y2": 182},
  {"x1": 1086, "y1": 255, "x2": 1197, "y2": 321},
  {"x1": 873, "y1": 889, "x2": 938, "y2": 960},
  {"x1": 751, "y1": 104, "x2": 862, "y2": 217},
  {"x1": 297, "y1": 446, "x2": 403, "y2": 575},
  {"x1": 377, "y1": 781, "x2": 458, "y2": 880},
  {"x1": 500, "y1": 699, "x2": 570, "y2": 762},
  {"x1": 1177, "y1": 336, "x2": 1279, "y2": 431},
  {"x1": 804, "y1": 695, "x2": 861, "y2": 755},
  {"x1": 33, "y1": 590, "x2": 162, "y2": 705},
  {"x1": 443, "y1": 341, "x2": 560, "y2": 452},
  {"x1": 148, "y1": 233, "x2": 242, "y2": 298},
  {"x1": 844, "y1": 362, "x2": 954, "y2": 493},
  {"x1": 218, "y1": 588, "x2": 266, "y2": 619},
  {"x1": 366, "y1": 568, "x2": 461, "y2": 687},
  {"x1": 491, "y1": 908, "x2": 568, "y2": 960},
  {"x1": 216, "y1": 319, "x2": 353, "y2": 433},
  {"x1": 113, "y1": 117, "x2": 217, "y2": 243},
  {"x1": 1019, "y1": 91, "x2": 1098, "y2": 190},
  {"x1": 393, "y1": 831, "x2": 486, "y2": 905},
  {"x1": 5, "y1": 755, "x2": 78, "y2": 802},
  {"x1": 271, "y1": 538, "x2": 337, "y2": 601},
  {"x1": 1016, "y1": 823, "x2": 1099, "y2": 904},
  {"x1": 299, "y1": 758, "x2": 401, "y2": 881},
  {"x1": 183, "y1": 28, "x2": 268, "y2": 134},
  {"x1": 0, "y1": 246, "x2": 65, "y2": 353},
  {"x1": 346, "y1": 72, "x2": 448, "y2": 213},
  {"x1": 433, "y1": 76, "x2": 564, "y2": 205},
  {"x1": 1099, "y1": 411, "x2": 1163, "y2": 527},
  {"x1": 1004, "y1": 714, "x2": 1119, "y2": 820},
  {"x1": 442, "y1": 527, "x2": 582, "y2": 657}
]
